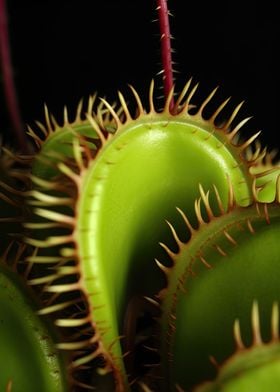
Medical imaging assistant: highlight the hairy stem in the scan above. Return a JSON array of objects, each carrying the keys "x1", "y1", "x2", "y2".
[
  {"x1": 156, "y1": 0, "x2": 174, "y2": 110},
  {"x1": 0, "y1": 0, "x2": 28, "y2": 152}
]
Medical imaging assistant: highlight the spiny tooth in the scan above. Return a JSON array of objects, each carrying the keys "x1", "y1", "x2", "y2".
[
  {"x1": 239, "y1": 131, "x2": 262, "y2": 152},
  {"x1": 164, "y1": 84, "x2": 175, "y2": 113},
  {"x1": 252, "y1": 301, "x2": 262, "y2": 346},
  {"x1": 118, "y1": 91, "x2": 132, "y2": 121},
  {"x1": 45, "y1": 282, "x2": 81, "y2": 293},
  {"x1": 210, "y1": 96, "x2": 230, "y2": 124},
  {"x1": 148, "y1": 79, "x2": 155, "y2": 113},
  {"x1": 213, "y1": 185, "x2": 225, "y2": 214},
  {"x1": 199, "y1": 184, "x2": 214, "y2": 220},
  {"x1": 30, "y1": 174, "x2": 63, "y2": 190},
  {"x1": 194, "y1": 198, "x2": 205, "y2": 225},
  {"x1": 223, "y1": 230, "x2": 237, "y2": 246},
  {"x1": 128, "y1": 84, "x2": 144, "y2": 115},
  {"x1": 71, "y1": 347, "x2": 103, "y2": 368},
  {"x1": 199, "y1": 255, "x2": 212, "y2": 269},
  {"x1": 208, "y1": 356, "x2": 219, "y2": 371},
  {"x1": 197, "y1": 86, "x2": 218, "y2": 117},
  {"x1": 25, "y1": 234, "x2": 73, "y2": 249},
  {"x1": 58, "y1": 162, "x2": 81, "y2": 187},
  {"x1": 165, "y1": 220, "x2": 182, "y2": 247},
  {"x1": 143, "y1": 296, "x2": 160, "y2": 308},
  {"x1": 271, "y1": 302, "x2": 279, "y2": 341},
  {"x1": 75, "y1": 98, "x2": 84, "y2": 122},
  {"x1": 176, "y1": 206, "x2": 195, "y2": 235},
  {"x1": 34, "y1": 208, "x2": 75, "y2": 226},
  {"x1": 143, "y1": 345, "x2": 159, "y2": 353},
  {"x1": 183, "y1": 82, "x2": 199, "y2": 113},
  {"x1": 72, "y1": 379, "x2": 95, "y2": 391},
  {"x1": 155, "y1": 258, "x2": 171, "y2": 276},
  {"x1": 247, "y1": 219, "x2": 255, "y2": 234},
  {"x1": 86, "y1": 114, "x2": 106, "y2": 145},
  {"x1": 63, "y1": 105, "x2": 69, "y2": 125},
  {"x1": 26, "y1": 255, "x2": 66, "y2": 264},
  {"x1": 223, "y1": 100, "x2": 244, "y2": 130},
  {"x1": 159, "y1": 242, "x2": 176, "y2": 259},
  {"x1": 0, "y1": 179, "x2": 25, "y2": 196},
  {"x1": 227, "y1": 117, "x2": 252, "y2": 141},
  {"x1": 28, "y1": 273, "x2": 60, "y2": 286},
  {"x1": 99, "y1": 98, "x2": 122, "y2": 129},
  {"x1": 60, "y1": 247, "x2": 77, "y2": 257},
  {"x1": 53, "y1": 266, "x2": 79, "y2": 275},
  {"x1": 34, "y1": 120, "x2": 48, "y2": 137},
  {"x1": 213, "y1": 244, "x2": 227, "y2": 257},
  {"x1": 87, "y1": 93, "x2": 97, "y2": 114},
  {"x1": 173, "y1": 78, "x2": 192, "y2": 113},
  {"x1": 57, "y1": 338, "x2": 93, "y2": 351},
  {"x1": 44, "y1": 103, "x2": 53, "y2": 133},
  {"x1": 47, "y1": 234, "x2": 74, "y2": 246},
  {"x1": 24, "y1": 222, "x2": 64, "y2": 229},
  {"x1": 55, "y1": 316, "x2": 90, "y2": 328},
  {"x1": 72, "y1": 137, "x2": 85, "y2": 171},
  {"x1": 254, "y1": 167, "x2": 280, "y2": 178},
  {"x1": 0, "y1": 192, "x2": 19, "y2": 207},
  {"x1": 233, "y1": 318, "x2": 245, "y2": 350},
  {"x1": 38, "y1": 299, "x2": 80, "y2": 315},
  {"x1": 28, "y1": 129, "x2": 44, "y2": 147}
]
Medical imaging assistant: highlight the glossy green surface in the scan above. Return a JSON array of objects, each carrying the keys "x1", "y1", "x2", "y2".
[
  {"x1": 0, "y1": 265, "x2": 68, "y2": 391},
  {"x1": 77, "y1": 114, "x2": 253, "y2": 374},
  {"x1": 196, "y1": 343, "x2": 280, "y2": 392},
  {"x1": 28, "y1": 102, "x2": 256, "y2": 389},
  {"x1": 160, "y1": 203, "x2": 280, "y2": 390}
]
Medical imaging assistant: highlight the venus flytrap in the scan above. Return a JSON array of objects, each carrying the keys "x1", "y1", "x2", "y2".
[
  {"x1": 0, "y1": 0, "x2": 279, "y2": 391},
  {"x1": 194, "y1": 302, "x2": 280, "y2": 392},
  {"x1": 0, "y1": 242, "x2": 69, "y2": 392},
  {"x1": 24, "y1": 77, "x2": 266, "y2": 390},
  {"x1": 153, "y1": 182, "x2": 280, "y2": 391}
]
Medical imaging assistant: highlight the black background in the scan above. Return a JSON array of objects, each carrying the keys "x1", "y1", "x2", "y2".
[{"x1": 1, "y1": 0, "x2": 279, "y2": 152}]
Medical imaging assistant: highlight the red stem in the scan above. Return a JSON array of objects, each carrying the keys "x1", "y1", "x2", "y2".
[
  {"x1": 156, "y1": 0, "x2": 174, "y2": 110},
  {"x1": 0, "y1": 0, "x2": 28, "y2": 152}
]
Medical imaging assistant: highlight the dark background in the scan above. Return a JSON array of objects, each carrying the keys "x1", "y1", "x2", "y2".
[{"x1": 1, "y1": 0, "x2": 279, "y2": 152}]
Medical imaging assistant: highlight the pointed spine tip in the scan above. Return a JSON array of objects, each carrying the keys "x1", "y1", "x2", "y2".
[
  {"x1": 159, "y1": 241, "x2": 176, "y2": 260},
  {"x1": 173, "y1": 78, "x2": 192, "y2": 113},
  {"x1": 176, "y1": 206, "x2": 195, "y2": 235},
  {"x1": 239, "y1": 131, "x2": 262, "y2": 152},
  {"x1": 128, "y1": 84, "x2": 144, "y2": 116},
  {"x1": 86, "y1": 113, "x2": 106, "y2": 146},
  {"x1": 271, "y1": 302, "x2": 279, "y2": 341},
  {"x1": 199, "y1": 184, "x2": 214, "y2": 220},
  {"x1": 165, "y1": 219, "x2": 183, "y2": 248},
  {"x1": 194, "y1": 197, "x2": 205, "y2": 226},
  {"x1": 233, "y1": 318, "x2": 245, "y2": 350},
  {"x1": 44, "y1": 103, "x2": 54, "y2": 133},
  {"x1": 155, "y1": 258, "x2": 171, "y2": 277},
  {"x1": 223, "y1": 100, "x2": 245, "y2": 131},
  {"x1": 102, "y1": 97, "x2": 123, "y2": 129},
  {"x1": 227, "y1": 117, "x2": 252, "y2": 142},
  {"x1": 251, "y1": 301, "x2": 262, "y2": 346},
  {"x1": 149, "y1": 79, "x2": 155, "y2": 113},
  {"x1": 198, "y1": 86, "x2": 219, "y2": 118},
  {"x1": 118, "y1": 91, "x2": 132, "y2": 122}
]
